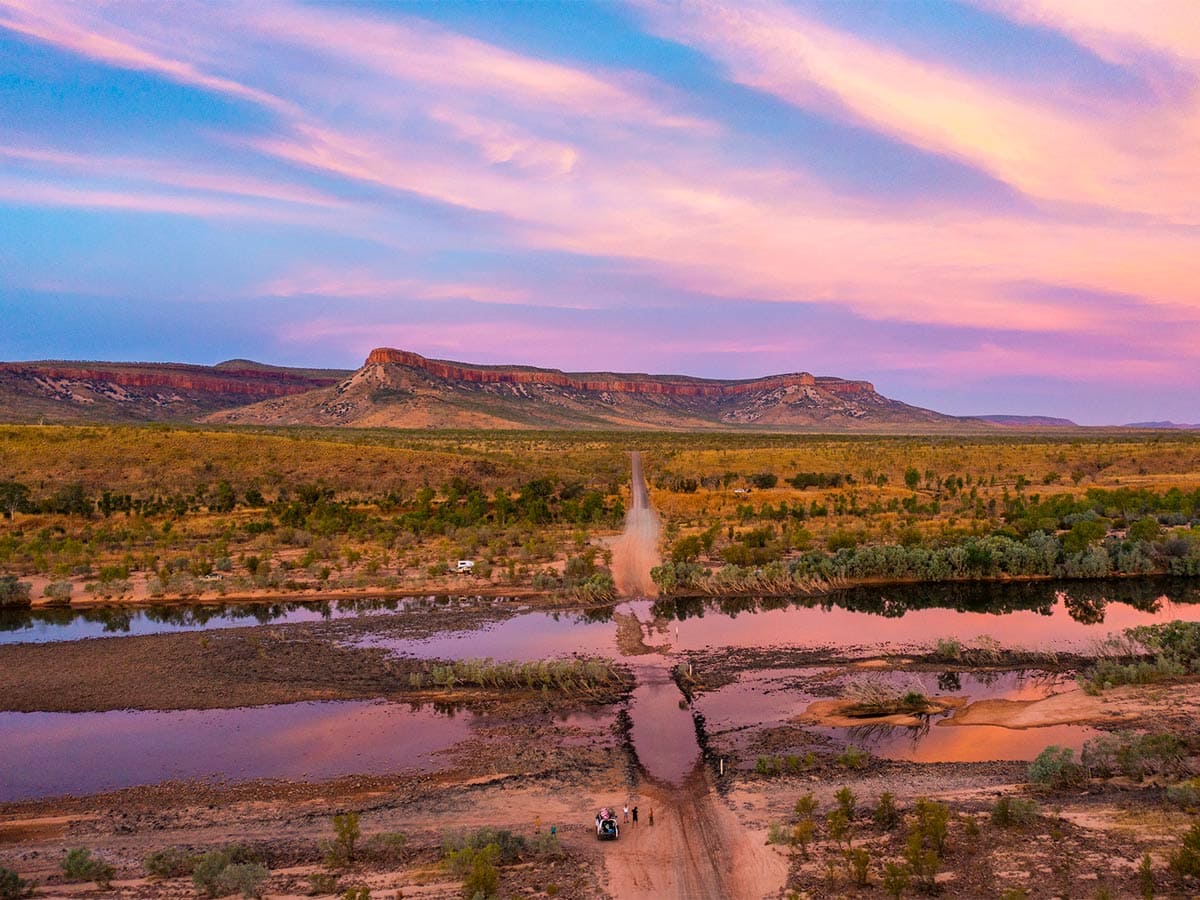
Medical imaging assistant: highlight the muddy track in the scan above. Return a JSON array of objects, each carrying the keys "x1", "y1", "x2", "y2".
[{"x1": 611, "y1": 451, "x2": 661, "y2": 598}]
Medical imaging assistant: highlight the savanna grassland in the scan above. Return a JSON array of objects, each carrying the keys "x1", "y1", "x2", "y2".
[{"x1": 2, "y1": 426, "x2": 1200, "y2": 608}]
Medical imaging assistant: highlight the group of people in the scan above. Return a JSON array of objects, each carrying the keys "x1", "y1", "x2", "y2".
[{"x1": 622, "y1": 803, "x2": 651, "y2": 826}]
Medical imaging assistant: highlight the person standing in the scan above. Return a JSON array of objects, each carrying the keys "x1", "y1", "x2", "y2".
[
  {"x1": 632, "y1": 806, "x2": 639, "y2": 826},
  {"x1": 648, "y1": 808, "x2": 654, "y2": 826},
  {"x1": 623, "y1": 804, "x2": 630, "y2": 823}
]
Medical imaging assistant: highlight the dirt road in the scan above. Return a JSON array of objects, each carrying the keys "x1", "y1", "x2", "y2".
[
  {"x1": 602, "y1": 770, "x2": 786, "y2": 899},
  {"x1": 611, "y1": 451, "x2": 661, "y2": 598},
  {"x1": 604, "y1": 452, "x2": 787, "y2": 898}
]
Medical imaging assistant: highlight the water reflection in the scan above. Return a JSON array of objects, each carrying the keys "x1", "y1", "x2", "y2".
[
  {"x1": 0, "y1": 596, "x2": 504, "y2": 644},
  {"x1": 0, "y1": 700, "x2": 474, "y2": 802}
]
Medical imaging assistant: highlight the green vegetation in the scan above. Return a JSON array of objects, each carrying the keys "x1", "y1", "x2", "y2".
[
  {"x1": 1027, "y1": 746, "x2": 1087, "y2": 789},
  {"x1": 0, "y1": 575, "x2": 30, "y2": 608},
  {"x1": 145, "y1": 846, "x2": 196, "y2": 878},
  {"x1": 192, "y1": 844, "x2": 267, "y2": 899},
  {"x1": 61, "y1": 847, "x2": 115, "y2": 889},
  {"x1": 1083, "y1": 621, "x2": 1200, "y2": 692},
  {"x1": 1170, "y1": 822, "x2": 1200, "y2": 878},
  {"x1": 323, "y1": 812, "x2": 360, "y2": 868},
  {"x1": 410, "y1": 657, "x2": 628, "y2": 695},
  {"x1": 0, "y1": 867, "x2": 33, "y2": 900},
  {"x1": 991, "y1": 796, "x2": 1040, "y2": 828}
]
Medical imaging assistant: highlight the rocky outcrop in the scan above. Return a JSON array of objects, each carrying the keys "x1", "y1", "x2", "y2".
[
  {"x1": 0, "y1": 362, "x2": 335, "y2": 398},
  {"x1": 364, "y1": 348, "x2": 873, "y2": 398}
]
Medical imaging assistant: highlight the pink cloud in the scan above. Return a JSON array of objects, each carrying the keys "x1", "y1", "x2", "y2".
[{"x1": 631, "y1": 0, "x2": 1200, "y2": 224}]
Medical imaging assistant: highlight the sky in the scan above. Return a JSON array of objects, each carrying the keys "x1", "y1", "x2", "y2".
[{"x1": 1, "y1": 0, "x2": 1198, "y2": 424}]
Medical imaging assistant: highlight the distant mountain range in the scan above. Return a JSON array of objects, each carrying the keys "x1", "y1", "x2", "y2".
[{"x1": 0, "y1": 350, "x2": 1193, "y2": 431}]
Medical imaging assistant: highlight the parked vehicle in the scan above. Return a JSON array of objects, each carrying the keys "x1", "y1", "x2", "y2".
[{"x1": 595, "y1": 807, "x2": 619, "y2": 840}]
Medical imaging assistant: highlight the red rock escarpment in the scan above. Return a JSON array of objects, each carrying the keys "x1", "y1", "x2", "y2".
[
  {"x1": 364, "y1": 348, "x2": 873, "y2": 398},
  {"x1": 0, "y1": 362, "x2": 335, "y2": 398}
]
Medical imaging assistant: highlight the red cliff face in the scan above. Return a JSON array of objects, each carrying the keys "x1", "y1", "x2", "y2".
[
  {"x1": 364, "y1": 348, "x2": 873, "y2": 399},
  {"x1": 0, "y1": 362, "x2": 335, "y2": 398}
]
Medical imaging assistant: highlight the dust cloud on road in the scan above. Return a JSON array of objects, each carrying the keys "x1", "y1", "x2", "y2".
[{"x1": 611, "y1": 451, "x2": 661, "y2": 598}]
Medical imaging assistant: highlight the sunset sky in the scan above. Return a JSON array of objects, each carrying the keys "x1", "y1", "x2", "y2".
[{"x1": 1, "y1": 0, "x2": 1197, "y2": 423}]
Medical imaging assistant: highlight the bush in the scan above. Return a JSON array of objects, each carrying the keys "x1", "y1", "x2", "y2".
[
  {"x1": 846, "y1": 848, "x2": 870, "y2": 886},
  {"x1": 0, "y1": 867, "x2": 33, "y2": 900},
  {"x1": 43, "y1": 580, "x2": 73, "y2": 605},
  {"x1": 1028, "y1": 746, "x2": 1086, "y2": 789},
  {"x1": 216, "y1": 863, "x2": 268, "y2": 899},
  {"x1": 837, "y1": 745, "x2": 870, "y2": 769},
  {"x1": 873, "y1": 792, "x2": 900, "y2": 830},
  {"x1": 145, "y1": 846, "x2": 195, "y2": 878},
  {"x1": 307, "y1": 873, "x2": 340, "y2": 895},
  {"x1": 61, "y1": 847, "x2": 115, "y2": 889},
  {"x1": 991, "y1": 796, "x2": 1039, "y2": 828},
  {"x1": 835, "y1": 786, "x2": 857, "y2": 820},
  {"x1": 323, "y1": 812, "x2": 360, "y2": 867},
  {"x1": 361, "y1": 831, "x2": 407, "y2": 864},
  {"x1": 0, "y1": 575, "x2": 32, "y2": 609},
  {"x1": 462, "y1": 850, "x2": 499, "y2": 899},
  {"x1": 193, "y1": 845, "x2": 265, "y2": 898},
  {"x1": 1170, "y1": 822, "x2": 1200, "y2": 877}
]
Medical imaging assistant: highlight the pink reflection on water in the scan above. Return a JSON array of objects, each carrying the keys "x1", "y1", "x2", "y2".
[
  {"x1": 0, "y1": 701, "x2": 472, "y2": 802},
  {"x1": 627, "y1": 666, "x2": 700, "y2": 785}
]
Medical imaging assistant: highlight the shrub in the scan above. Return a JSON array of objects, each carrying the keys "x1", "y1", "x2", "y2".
[
  {"x1": 1167, "y1": 780, "x2": 1200, "y2": 809},
  {"x1": 794, "y1": 793, "x2": 819, "y2": 819},
  {"x1": 307, "y1": 873, "x2": 339, "y2": 895},
  {"x1": 882, "y1": 861, "x2": 910, "y2": 899},
  {"x1": 1028, "y1": 746, "x2": 1086, "y2": 789},
  {"x1": 873, "y1": 792, "x2": 900, "y2": 830},
  {"x1": 1139, "y1": 852, "x2": 1154, "y2": 900},
  {"x1": 462, "y1": 850, "x2": 499, "y2": 899},
  {"x1": 792, "y1": 819, "x2": 815, "y2": 857},
  {"x1": 324, "y1": 812, "x2": 361, "y2": 868},
  {"x1": 847, "y1": 848, "x2": 870, "y2": 886},
  {"x1": 0, "y1": 575, "x2": 32, "y2": 609},
  {"x1": 835, "y1": 786, "x2": 857, "y2": 820},
  {"x1": 193, "y1": 845, "x2": 265, "y2": 898},
  {"x1": 342, "y1": 887, "x2": 370, "y2": 900},
  {"x1": 991, "y1": 796, "x2": 1039, "y2": 828},
  {"x1": 43, "y1": 580, "x2": 73, "y2": 605},
  {"x1": 0, "y1": 867, "x2": 33, "y2": 900},
  {"x1": 361, "y1": 831, "x2": 407, "y2": 864},
  {"x1": 1170, "y1": 822, "x2": 1200, "y2": 877},
  {"x1": 912, "y1": 798, "x2": 950, "y2": 855},
  {"x1": 216, "y1": 863, "x2": 268, "y2": 899},
  {"x1": 766, "y1": 822, "x2": 789, "y2": 845},
  {"x1": 442, "y1": 828, "x2": 524, "y2": 866},
  {"x1": 837, "y1": 745, "x2": 870, "y2": 769},
  {"x1": 145, "y1": 846, "x2": 195, "y2": 878},
  {"x1": 61, "y1": 847, "x2": 115, "y2": 889},
  {"x1": 826, "y1": 809, "x2": 852, "y2": 848}
]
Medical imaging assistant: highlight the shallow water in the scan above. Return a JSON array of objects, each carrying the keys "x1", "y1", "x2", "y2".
[
  {"x1": 696, "y1": 667, "x2": 1100, "y2": 763},
  {"x1": 0, "y1": 700, "x2": 473, "y2": 802}
]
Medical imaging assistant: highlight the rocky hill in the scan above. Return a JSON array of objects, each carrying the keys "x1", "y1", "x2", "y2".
[
  {"x1": 0, "y1": 359, "x2": 349, "y2": 424},
  {"x1": 207, "y1": 347, "x2": 978, "y2": 431}
]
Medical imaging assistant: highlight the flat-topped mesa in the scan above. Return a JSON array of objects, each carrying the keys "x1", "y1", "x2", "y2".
[
  {"x1": 0, "y1": 361, "x2": 334, "y2": 398},
  {"x1": 364, "y1": 348, "x2": 873, "y2": 398}
]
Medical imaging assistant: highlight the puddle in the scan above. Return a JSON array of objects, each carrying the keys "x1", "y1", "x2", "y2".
[
  {"x1": 626, "y1": 665, "x2": 700, "y2": 785},
  {"x1": 0, "y1": 700, "x2": 473, "y2": 802},
  {"x1": 697, "y1": 668, "x2": 1099, "y2": 763}
]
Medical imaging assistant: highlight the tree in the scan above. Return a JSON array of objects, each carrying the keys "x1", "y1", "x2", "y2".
[
  {"x1": 904, "y1": 468, "x2": 920, "y2": 491},
  {"x1": 0, "y1": 481, "x2": 30, "y2": 519}
]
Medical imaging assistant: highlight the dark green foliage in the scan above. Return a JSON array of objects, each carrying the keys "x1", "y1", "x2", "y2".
[
  {"x1": 1139, "y1": 851, "x2": 1154, "y2": 899},
  {"x1": 835, "y1": 786, "x2": 857, "y2": 820},
  {"x1": 442, "y1": 828, "x2": 525, "y2": 866},
  {"x1": 323, "y1": 812, "x2": 360, "y2": 868},
  {"x1": 145, "y1": 846, "x2": 196, "y2": 878},
  {"x1": 1028, "y1": 746, "x2": 1087, "y2": 789},
  {"x1": 0, "y1": 867, "x2": 33, "y2": 900},
  {"x1": 826, "y1": 809, "x2": 851, "y2": 848},
  {"x1": 883, "y1": 861, "x2": 911, "y2": 899},
  {"x1": 1170, "y1": 822, "x2": 1200, "y2": 877},
  {"x1": 873, "y1": 792, "x2": 901, "y2": 830},
  {"x1": 991, "y1": 796, "x2": 1039, "y2": 828},
  {"x1": 62, "y1": 847, "x2": 115, "y2": 889},
  {"x1": 847, "y1": 847, "x2": 870, "y2": 886},
  {"x1": 1081, "y1": 732, "x2": 1187, "y2": 780}
]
